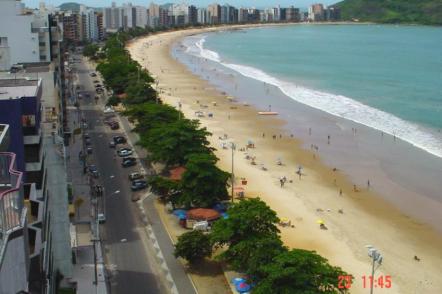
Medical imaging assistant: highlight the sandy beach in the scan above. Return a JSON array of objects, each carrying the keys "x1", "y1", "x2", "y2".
[{"x1": 128, "y1": 27, "x2": 442, "y2": 293}]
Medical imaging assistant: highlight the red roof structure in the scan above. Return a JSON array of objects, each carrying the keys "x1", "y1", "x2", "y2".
[
  {"x1": 169, "y1": 166, "x2": 186, "y2": 181},
  {"x1": 187, "y1": 208, "x2": 220, "y2": 221}
]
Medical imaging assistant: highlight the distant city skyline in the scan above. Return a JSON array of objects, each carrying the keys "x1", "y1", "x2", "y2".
[{"x1": 23, "y1": 0, "x2": 338, "y2": 9}]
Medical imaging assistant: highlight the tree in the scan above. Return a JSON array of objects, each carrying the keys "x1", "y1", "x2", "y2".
[
  {"x1": 174, "y1": 230, "x2": 212, "y2": 264},
  {"x1": 138, "y1": 119, "x2": 214, "y2": 166},
  {"x1": 147, "y1": 175, "x2": 181, "y2": 204},
  {"x1": 218, "y1": 235, "x2": 286, "y2": 276},
  {"x1": 211, "y1": 198, "x2": 280, "y2": 247},
  {"x1": 124, "y1": 102, "x2": 180, "y2": 133},
  {"x1": 83, "y1": 43, "x2": 99, "y2": 58},
  {"x1": 178, "y1": 153, "x2": 230, "y2": 208},
  {"x1": 106, "y1": 95, "x2": 121, "y2": 106},
  {"x1": 253, "y1": 249, "x2": 351, "y2": 294},
  {"x1": 124, "y1": 80, "x2": 157, "y2": 105}
]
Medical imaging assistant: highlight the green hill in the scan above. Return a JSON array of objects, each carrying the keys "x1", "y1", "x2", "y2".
[
  {"x1": 335, "y1": 0, "x2": 442, "y2": 25},
  {"x1": 58, "y1": 2, "x2": 80, "y2": 12}
]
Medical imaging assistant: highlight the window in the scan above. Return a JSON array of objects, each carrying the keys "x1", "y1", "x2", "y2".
[{"x1": 0, "y1": 37, "x2": 8, "y2": 46}]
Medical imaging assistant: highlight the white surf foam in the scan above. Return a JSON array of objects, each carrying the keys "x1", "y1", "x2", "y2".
[{"x1": 183, "y1": 36, "x2": 442, "y2": 159}]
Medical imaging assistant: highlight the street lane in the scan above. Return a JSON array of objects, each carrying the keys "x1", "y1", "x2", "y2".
[{"x1": 75, "y1": 55, "x2": 169, "y2": 294}]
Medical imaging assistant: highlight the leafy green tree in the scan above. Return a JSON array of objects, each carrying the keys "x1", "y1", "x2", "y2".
[
  {"x1": 147, "y1": 175, "x2": 181, "y2": 203},
  {"x1": 124, "y1": 80, "x2": 157, "y2": 105},
  {"x1": 124, "y1": 102, "x2": 180, "y2": 133},
  {"x1": 178, "y1": 153, "x2": 230, "y2": 208},
  {"x1": 253, "y1": 249, "x2": 350, "y2": 294},
  {"x1": 211, "y1": 198, "x2": 280, "y2": 247},
  {"x1": 218, "y1": 235, "x2": 286, "y2": 276},
  {"x1": 83, "y1": 43, "x2": 99, "y2": 58},
  {"x1": 174, "y1": 230, "x2": 212, "y2": 264},
  {"x1": 138, "y1": 119, "x2": 214, "y2": 166},
  {"x1": 106, "y1": 95, "x2": 121, "y2": 106}
]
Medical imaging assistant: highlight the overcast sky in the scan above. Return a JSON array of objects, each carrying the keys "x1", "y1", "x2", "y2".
[{"x1": 23, "y1": 0, "x2": 339, "y2": 9}]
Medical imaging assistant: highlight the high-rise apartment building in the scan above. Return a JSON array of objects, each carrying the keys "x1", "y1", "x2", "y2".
[
  {"x1": 309, "y1": 3, "x2": 325, "y2": 21},
  {"x1": 197, "y1": 8, "x2": 208, "y2": 24},
  {"x1": 208, "y1": 4, "x2": 221, "y2": 24}
]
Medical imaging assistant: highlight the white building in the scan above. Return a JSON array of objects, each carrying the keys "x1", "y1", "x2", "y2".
[
  {"x1": 197, "y1": 8, "x2": 208, "y2": 24},
  {"x1": 135, "y1": 6, "x2": 148, "y2": 28},
  {"x1": 84, "y1": 9, "x2": 99, "y2": 41},
  {"x1": 0, "y1": 0, "x2": 43, "y2": 70},
  {"x1": 104, "y1": 2, "x2": 124, "y2": 30},
  {"x1": 148, "y1": 3, "x2": 160, "y2": 28}
]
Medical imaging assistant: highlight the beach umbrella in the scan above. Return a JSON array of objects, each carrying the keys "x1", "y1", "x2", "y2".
[
  {"x1": 173, "y1": 209, "x2": 187, "y2": 217},
  {"x1": 236, "y1": 282, "x2": 251, "y2": 293},
  {"x1": 316, "y1": 219, "x2": 325, "y2": 225},
  {"x1": 231, "y1": 277, "x2": 245, "y2": 286},
  {"x1": 221, "y1": 212, "x2": 229, "y2": 219}
]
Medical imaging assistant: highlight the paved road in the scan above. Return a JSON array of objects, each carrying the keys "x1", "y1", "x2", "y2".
[
  {"x1": 74, "y1": 54, "x2": 197, "y2": 294},
  {"x1": 74, "y1": 56, "x2": 169, "y2": 294}
]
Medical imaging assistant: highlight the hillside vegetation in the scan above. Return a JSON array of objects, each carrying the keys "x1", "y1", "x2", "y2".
[{"x1": 335, "y1": 0, "x2": 442, "y2": 25}]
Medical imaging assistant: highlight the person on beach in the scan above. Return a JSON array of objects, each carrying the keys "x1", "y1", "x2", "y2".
[
  {"x1": 279, "y1": 134, "x2": 282, "y2": 138},
  {"x1": 367, "y1": 180, "x2": 370, "y2": 189},
  {"x1": 339, "y1": 189, "x2": 343, "y2": 196},
  {"x1": 273, "y1": 135, "x2": 276, "y2": 140},
  {"x1": 262, "y1": 133, "x2": 265, "y2": 138},
  {"x1": 353, "y1": 184, "x2": 358, "y2": 192},
  {"x1": 327, "y1": 135, "x2": 330, "y2": 145}
]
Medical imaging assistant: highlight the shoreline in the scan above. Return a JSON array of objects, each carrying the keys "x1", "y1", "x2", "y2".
[{"x1": 128, "y1": 26, "x2": 442, "y2": 293}]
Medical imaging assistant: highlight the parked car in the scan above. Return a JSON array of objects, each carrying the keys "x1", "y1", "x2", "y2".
[
  {"x1": 95, "y1": 84, "x2": 102, "y2": 88},
  {"x1": 85, "y1": 138, "x2": 92, "y2": 146},
  {"x1": 84, "y1": 133, "x2": 90, "y2": 140},
  {"x1": 86, "y1": 147, "x2": 93, "y2": 154},
  {"x1": 129, "y1": 172, "x2": 144, "y2": 181},
  {"x1": 93, "y1": 80, "x2": 99, "y2": 83},
  {"x1": 109, "y1": 141, "x2": 116, "y2": 148},
  {"x1": 96, "y1": 88, "x2": 103, "y2": 94},
  {"x1": 109, "y1": 121, "x2": 119, "y2": 130},
  {"x1": 113, "y1": 136, "x2": 126, "y2": 144},
  {"x1": 117, "y1": 147, "x2": 133, "y2": 157},
  {"x1": 131, "y1": 179, "x2": 147, "y2": 191},
  {"x1": 122, "y1": 157, "x2": 136, "y2": 168},
  {"x1": 103, "y1": 106, "x2": 114, "y2": 114},
  {"x1": 98, "y1": 213, "x2": 106, "y2": 223},
  {"x1": 90, "y1": 72, "x2": 97, "y2": 77},
  {"x1": 88, "y1": 165, "x2": 99, "y2": 178}
]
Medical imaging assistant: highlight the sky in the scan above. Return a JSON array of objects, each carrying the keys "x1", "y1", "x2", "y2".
[{"x1": 23, "y1": 0, "x2": 339, "y2": 9}]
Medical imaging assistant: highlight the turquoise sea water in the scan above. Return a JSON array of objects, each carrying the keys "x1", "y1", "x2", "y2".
[{"x1": 196, "y1": 24, "x2": 442, "y2": 157}]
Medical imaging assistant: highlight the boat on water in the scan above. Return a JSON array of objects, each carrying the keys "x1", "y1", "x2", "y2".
[{"x1": 258, "y1": 111, "x2": 278, "y2": 115}]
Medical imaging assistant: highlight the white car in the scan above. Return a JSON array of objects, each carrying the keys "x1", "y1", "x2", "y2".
[
  {"x1": 97, "y1": 213, "x2": 106, "y2": 223},
  {"x1": 103, "y1": 107, "x2": 115, "y2": 114},
  {"x1": 117, "y1": 148, "x2": 133, "y2": 157}
]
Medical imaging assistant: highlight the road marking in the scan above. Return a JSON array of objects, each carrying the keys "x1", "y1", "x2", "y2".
[
  {"x1": 110, "y1": 175, "x2": 115, "y2": 178},
  {"x1": 114, "y1": 190, "x2": 120, "y2": 194},
  {"x1": 120, "y1": 238, "x2": 127, "y2": 243}
]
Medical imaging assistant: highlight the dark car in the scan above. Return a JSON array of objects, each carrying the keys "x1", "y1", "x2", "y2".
[
  {"x1": 95, "y1": 84, "x2": 102, "y2": 88},
  {"x1": 88, "y1": 165, "x2": 99, "y2": 178},
  {"x1": 96, "y1": 88, "x2": 103, "y2": 93},
  {"x1": 131, "y1": 180, "x2": 147, "y2": 191},
  {"x1": 109, "y1": 121, "x2": 119, "y2": 130},
  {"x1": 122, "y1": 157, "x2": 136, "y2": 168},
  {"x1": 109, "y1": 141, "x2": 116, "y2": 148},
  {"x1": 93, "y1": 80, "x2": 99, "y2": 83},
  {"x1": 90, "y1": 72, "x2": 97, "y2": 77},
  {"x1": 113, "y1": 136, "x2": 126, "y2": 144},
  {"x1": 84, "y1": 133, "x2": 90, "y2": 140},
  {"x1": 85, "y1": 138, "x2": 92, "y2": 146}
]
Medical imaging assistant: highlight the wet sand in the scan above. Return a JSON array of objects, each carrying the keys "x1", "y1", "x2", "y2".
[{"x1": 128, "y1": 27, "x2": 442, "y2": 294}]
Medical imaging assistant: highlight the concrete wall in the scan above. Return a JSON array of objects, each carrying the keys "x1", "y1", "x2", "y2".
[
  {"x1": 0, "y1": 228, "x2": 29, "y2": 294},
  {"x1": 0, "y1": 0, "x2": 40, "y2": 70}
]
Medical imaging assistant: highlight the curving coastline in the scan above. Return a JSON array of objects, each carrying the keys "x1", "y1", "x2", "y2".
[{"x1": 128, "y1": 26, "x2": 442, "y2": 293}]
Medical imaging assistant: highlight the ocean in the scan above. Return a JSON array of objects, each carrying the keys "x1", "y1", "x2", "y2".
[
  {"x1": 173, "y1": 24, "x2": 442, "y2": 230},
  {"x1": 194, "y1": 24, "x2": 442, "y2": 158}
]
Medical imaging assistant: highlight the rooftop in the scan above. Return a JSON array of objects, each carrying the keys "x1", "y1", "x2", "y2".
[{"x1": 0, "y1": 78, "x2": 40, "y2": 100}]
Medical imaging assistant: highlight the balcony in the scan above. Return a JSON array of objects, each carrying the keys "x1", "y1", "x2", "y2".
[{"x1": 0, "y1": 152, "x2": 25, "y2": 257}]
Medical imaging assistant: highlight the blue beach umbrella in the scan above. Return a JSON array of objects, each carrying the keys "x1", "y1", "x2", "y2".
[
  {"x1": 173, "y1": 209, "x2": 187, "y2": 218},
  {"x1": 231, "y1": 277, "x2": 245, "y2": 285},
  {"x1": 236, "y1": 282, "x2": 251, "y2": 293}
]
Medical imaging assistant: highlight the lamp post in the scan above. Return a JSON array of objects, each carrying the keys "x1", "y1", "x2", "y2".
[
  {"x1": 230, "y1": 142, "x2": 235, "y2": 203},
  {"x1": 366, "y1": 245, "x2": 383, "y2": 294}
]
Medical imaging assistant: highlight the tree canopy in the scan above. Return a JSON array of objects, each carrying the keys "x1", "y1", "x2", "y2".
[
  {"x1": 174, "y1": 230, "x2": 212, "y2": 264},
  {"x1": 179, "y1": 153, "x2": 230, "y2": 208},
  {"x1": 211, "y1": 198, "x2": 280, "y2": 247},
  {"x1": 253, "y1": 249, "x2": 350, "y2": 294},
  {"x1": 138, "y1": 119, "x2": 214, "y2": 166}
]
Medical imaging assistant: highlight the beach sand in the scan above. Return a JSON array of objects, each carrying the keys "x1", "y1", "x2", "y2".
[{"x1": 128, "y1": 27, "x2": 442, "y2": 293}]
